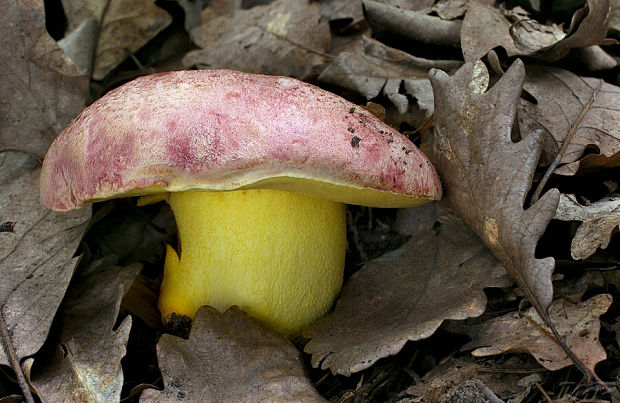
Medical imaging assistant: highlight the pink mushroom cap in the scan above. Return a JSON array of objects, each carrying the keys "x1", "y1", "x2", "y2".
[{"x1": 40, "y1": 70, "x2": 441, "y2": 211}]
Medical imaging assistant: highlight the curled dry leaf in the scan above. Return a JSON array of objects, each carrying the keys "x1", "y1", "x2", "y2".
[
  {"x1": 0, "y1": 0, "x2": 88, "y2": 159},
  {"x1": 320, "y1": 0, "x2": 434, "y2": 26},
  {"x1": 519, "y1": 65, "x2": 620, "y2": 174},
  {"x1": 24, "y1": 258, "x2": 141, "y2": 402},
  {"x1": 0, "y1": 153, "x2": 91, "y2": 365},
  {"x1": 363, "y1": 1, "x2": 461, "y2": 47},
  {"x1": 141, "y1": 306, "x2": 325, "y2": 402},
  {"x1": 427, "y1": 60, "x2": 560, "y2": 336},
  {"x1": 554, "y1": 193, "x2": 620, "y2": 260},
  {"x1": 183, "y1": 0, "x2": 330, "y2": 79},
  {"x1": 303, "y1": 203, "x2": 511, "y2": 376},
  {"x1": 61, "y1": 0, "x2": 172, "y2": 80},
  {"x1": 459, "y1": 294, "x2": 612, "y2": 372},
  {"x1": 461, "y1": 0, "x2": 612, "y2": 62}
]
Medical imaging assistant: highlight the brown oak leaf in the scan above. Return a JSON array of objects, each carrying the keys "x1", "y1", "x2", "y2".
[
  {"x1": 141, "y1": 306, "x2": 325, "y2": 402},
  {"x1": 458, "y1": 294, "x2": 612, "y2": 372},
  {"x1": 427, "y1": 60, "x2": 560, "y2": 332},
  {"x1": 303, "y1": 203, "x2": 510, "y2": 376},
  {"x1": 0, "y1": 0, "x2": 88, "y2": 159}
]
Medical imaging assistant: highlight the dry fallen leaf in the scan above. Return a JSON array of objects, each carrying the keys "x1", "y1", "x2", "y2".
[
  {"x1": 318, "y1": 37, "x2": 460, "y2": 128},
  {"x1": 554, "y1": 193, "x2": 620, "y2": 260},
  {"x1": 0, "y1": 0, "x2": 88, "y2": 159},
  {"x1": 183, "y1": 0, "x2": 330, "y2": 79},
  {"x1": 459, "y1": 294, "x2": 612, "y2": 372},
  {"x1": 303, "y1": 203, "x2": 511, "y2": 376},
  {"x1": 0, "y1": 153, "x2": 91, "y2": 366},
  {"x1": 519, "y1": 65, "x2": 620, "y2": 175},
  {"x1": 61, "y1": 0, "x2": 172, "y2": 79},
  {"x1": 427, "y1": 60, "x2": 560, "y2": 342},
  {"x1": 364, "y1": 1, "x2": 461, "y2": 48},
  {"x1": 611, "y1": 0, "x2": 620, "y2": 34},
  {"x1": 407, "y1": 355, "x2": 525, "y2": 402},
  {"x1": 141, "y1": 306, "x2": 325, "y2": 402},
  {"x1": 23, "y1": 258, "x2": 141, "y2": 402},
  {"x1": 461, "y1": 0, "x2": 612, "y2": 62}
]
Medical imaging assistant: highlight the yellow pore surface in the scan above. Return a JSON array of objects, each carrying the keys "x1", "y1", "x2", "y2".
[{"x1": 159, "y1": 188, "x2": 347, "y2": 336}]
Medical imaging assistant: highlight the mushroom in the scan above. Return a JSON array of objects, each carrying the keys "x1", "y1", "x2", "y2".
[{"x1": 40, "y1": 70, "x2": 442, "y2": 336}]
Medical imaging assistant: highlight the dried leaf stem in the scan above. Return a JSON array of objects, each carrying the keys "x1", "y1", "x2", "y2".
[
  {"x1": 530, "y1": 80, "x2": 602, "y2": 205},
  {"x1": 0, "y1": 310, "x2": 35, "y2": 403}
]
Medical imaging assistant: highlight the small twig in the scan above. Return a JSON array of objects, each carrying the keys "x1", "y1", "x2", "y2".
[
  {"x1": 534, "y1": 381, "x2": 553, "y2": 403},
  {"x1": 124, "y1": 48, "x2": 148, "y2": 74},
  {"x1": 558, "y1": 368, "x2": 571, "y2": 398},
  {"x1": 0, "y1": 222, "x2": 15, "y2": 233},
  {"x1": 530, "y1": 80, "x2": 603, "y2": 205},
  {"x1": 0, "y1": 310, "x2": 35, "y2": 403}
]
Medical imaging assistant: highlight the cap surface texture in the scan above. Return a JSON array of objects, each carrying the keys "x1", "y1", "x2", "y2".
[{"x1": 41, "y1": 70, "x2": 441, "y2": 210}]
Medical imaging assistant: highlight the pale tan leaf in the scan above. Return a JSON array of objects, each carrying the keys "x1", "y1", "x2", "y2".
[
  {"x1": 0, "y1": 0, "x2": 88, "y2": 158},
  {"x1": 0, "y1": 153, "x2": 91, "y2": 365},
  {"x1": 141, "y1": 306, "x2": 325, "y2": 402},
  {"x1": 303, "y1": 203, "x2": 511, "y2": 376},
  {"x1": 25, "y1": 259, "x2": 141, "y2": 402},
  {"x1": 183, "y1": 0, "x2": 330, "y2": 79},
  {"x1": 554, "y1": 193, "x2": 620, "y2": 259},
  {"x1": 61, "y1": 0, "x2": 172, "y2": 80},
  {"x1": 460, "y1": 294, "x2": 612, "y2": 371}
]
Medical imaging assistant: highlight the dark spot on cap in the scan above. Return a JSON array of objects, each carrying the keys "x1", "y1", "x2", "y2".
[
  {"x1": 419, "y1": 163, "x2": 423, "y2": 167},
  {"x1": 351, "y1": 136, "x2": 361, "y2": 147},
  {"x1": 405, "y1": 149, "x2": 412, "y2": 154},
  {"x1": 349, "y1": 107, "x2": 356, "y2": 113},
  {"x1": 387, "y1": 138, "x2": 394, "y2": 144},
  {"x1": 348, "y1": 126, "x2": 355, "y2": 133}
]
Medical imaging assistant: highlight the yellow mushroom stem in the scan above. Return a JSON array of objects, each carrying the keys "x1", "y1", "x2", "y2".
[{"x1": 158, "y1": 188, "x2": 347, "y2": 336}]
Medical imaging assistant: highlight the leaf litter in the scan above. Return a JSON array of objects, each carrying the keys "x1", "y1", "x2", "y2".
[
  {"x1": 304, "y1": 202, "x2": 511, "y2": 376},
  {"x1": 2, "y1": 0, "x2": 620, "y2": 401},
  {"x1": 23, "y1": 258, "x2": 141, "y2": 402},
  {"x1": 140, "y1": 306, "x2": 325, "y2": 402}
]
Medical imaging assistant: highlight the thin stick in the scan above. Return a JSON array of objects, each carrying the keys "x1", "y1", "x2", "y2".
[
  {"x1": 534, "y1": 381, "x2": 553, "y2": 403},
  {"x1": 0, "y1": 310, "x2": 35, "y2": 403},
  {"x1": 530, "y1": 80, "x2": 602, "y2": 205}
]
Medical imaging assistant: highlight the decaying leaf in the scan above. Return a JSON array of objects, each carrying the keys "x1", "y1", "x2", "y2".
[
  {"x1": 24, "y1": 258, "x2": 141, "y2": 402},
  {"x1": 461, "y1": 0, "x2": 612, "y2": 62},
  {"x1": 318, "y1": 37, "x2": 460, "y2": 128},
  {"x1": 519, "y1": 66, "x2": 620, "y2": 174},
  {"x1": 61, "y1": 0, "x2": 172, "y2": 80},
  {"x1": 183, "y1": 0, "x2": 330, "y2": 79},
  {"x1": 0, "y1": 0, "x2": 88, "y2": 158},
  {"x1": 459, "y1": 294, "x2": 612, "y2": 372},
  {"x1": 0, "y1": 153, "x2": 91, "y2": 365},
  {"x1": 303, "y1": 203, "x2": 511, "y2": 376},
  {"x1": 141, "y1": 306, "x2": 324, "y2": 402},
  {"x1": 611, "y1": 0, "x2": 620, "y2": 34},
  {"x1": 427, "y1": 60, "x2": 560, "y2": 338},
  {"x1": 406, "y1": 355, "x2": 525, "y2": 402},
  {"x1": 364, "y1": 1, "x2": 461, "y2": 47},
  {"x1": 554, "y1": 193, "x2": 620, "y2": 260},
  {"x1": 320, "y1": 0, "x2": 434, "y2": 29}
]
